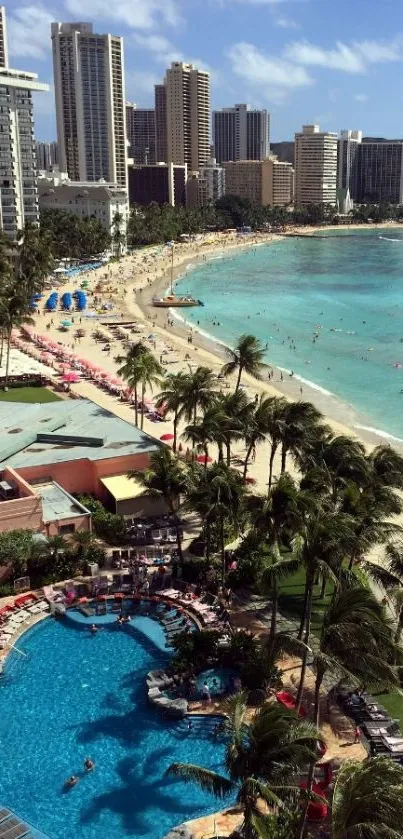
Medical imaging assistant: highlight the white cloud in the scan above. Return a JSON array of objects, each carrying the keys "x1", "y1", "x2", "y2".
[
  {"x1": 65, "y1": 0, "x2": 181, "y2": 30},
  {"x1": 284, "y1": 37, "x2": 403, "y2": 74},
  {"x1": 125, "y1": 70, "x2": 160, "y2": 103},
  {"x1": 354, "y1": 93, "x2": 369, "y2": 102},
  {"x1": 275, "y1": 16, "x2": 299, "y2": 28},
  {"x1": 227, "y1": 41, "x2": 313, "y2": 101},
  {"x1": 8, "y1": 5, "x2": 54, "y2": 59},
  {"x1": 133, "y1": 34, "x2": 182, "y2": 64}
]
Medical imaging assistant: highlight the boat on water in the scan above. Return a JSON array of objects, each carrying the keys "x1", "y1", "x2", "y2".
[{"x1": 152, "y1": 295, "x2": 203, "y2": 308}]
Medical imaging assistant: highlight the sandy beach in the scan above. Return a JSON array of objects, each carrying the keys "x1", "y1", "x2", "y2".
[{"x1": 21, "y1": 224, "x2": 403, "y2": 509}]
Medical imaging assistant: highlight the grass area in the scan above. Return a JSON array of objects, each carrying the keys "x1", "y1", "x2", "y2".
[
  {"x1": 278, "y1": 566, "x2": 334, "y2": 636},
  {"x1": 278, "y1": 566, "x2": 403, "y2": 725},
  {"x1": 0, "y1": 387, "x2": 61, "y2": 404}
]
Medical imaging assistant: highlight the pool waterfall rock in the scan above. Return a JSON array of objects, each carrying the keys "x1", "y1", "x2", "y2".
[
  {"x1": 146, "y1": 669, "x2": 188, "y2": 718},
  {"x1": 162, "y1": 825, "x2": 195, "y2": 839}
]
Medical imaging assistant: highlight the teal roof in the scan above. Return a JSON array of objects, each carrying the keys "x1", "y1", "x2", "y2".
[
  {"x1": 38, "y1": 482, "x2": 91, "y2": 522},
  {"x1": 0, "y1": 399, "x2": 159, "y2": 468}
]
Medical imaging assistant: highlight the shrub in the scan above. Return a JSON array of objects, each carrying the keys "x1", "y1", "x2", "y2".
[
  {"x1": 171, "y1": 629, "x2": 221, "y2": 672},
  {"x1": 77, "y1": 495, "x2": 127, "y2": 545}
]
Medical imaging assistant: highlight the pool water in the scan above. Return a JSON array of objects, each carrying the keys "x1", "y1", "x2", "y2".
[
  {"x1": 0, "y1": 619, "x2": 227, "y2": 839},
  {"x1": 196, "y1": 668, "x2": 236, "y2": 697}
]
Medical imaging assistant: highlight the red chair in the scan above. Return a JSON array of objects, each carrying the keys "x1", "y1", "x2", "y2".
[
  {"x1": 276, "y1": 690, "x2": 307, "y2": 717},
  {"x1": 299, "y1": 782, "x2": 328, "y2": 822}
]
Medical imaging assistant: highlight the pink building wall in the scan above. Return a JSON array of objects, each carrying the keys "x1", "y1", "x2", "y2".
[
  {"x1": 17, "y1": 452, "x2": 152, "y2": 498},
  {"x1": 0, "y1": 468, "x2": 43, "y2": 533}
]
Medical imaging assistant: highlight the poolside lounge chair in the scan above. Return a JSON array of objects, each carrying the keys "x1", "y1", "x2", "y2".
[
  {"x1": 43, "y1": 585, "x2": 65, "y2": 603},
  {"x1": 79, "y1": 605, "x2": 95, "y2": 617}
]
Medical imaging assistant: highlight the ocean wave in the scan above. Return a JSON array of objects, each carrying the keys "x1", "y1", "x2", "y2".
[
  {"x1": 354, "y1": 424, "x2": 403, "y2": 444},
  {"x1": 379, "y1": 236, "x2": 403, "y2": 242},
  {"x1": 169, "y1": 309, "x2": 230, "y2": 349},
  {"x1": 292, "y1": 374, "x2": 334, "y2": 397}
]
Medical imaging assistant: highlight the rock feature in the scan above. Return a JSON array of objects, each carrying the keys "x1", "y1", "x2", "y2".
[
  {"x1": 146, "y1": 669, "x2": 188, "y2": 718},
  {"x1": 162, "y1": 825, "x2": 195, "y2": 839}
]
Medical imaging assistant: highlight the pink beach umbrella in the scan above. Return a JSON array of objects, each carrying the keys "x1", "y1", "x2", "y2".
[
  {"x1": 63, "y1": 372, "x2": 81, "y2": 383},
  {"x1": 196, "y1": 454, "x2": 212, "y2": 464},
  {"x1": 160, "y1": 433, "x2": 174, "y2": 442}
]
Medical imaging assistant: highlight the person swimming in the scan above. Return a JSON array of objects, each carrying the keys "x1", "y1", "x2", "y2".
[
  {"x1": 65, "y1": 776, "x2": 77, "y2": 788},
  {"x1": 90, "y1": 624, "x2": 98, "y2": 634},
  {"x1": 84, "y1": 758, "x2": 95, "y2": 771}
]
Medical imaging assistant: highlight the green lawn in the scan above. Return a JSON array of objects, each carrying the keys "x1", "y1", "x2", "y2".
[
  {"x1": 278, "y1": 566, "x2": 403, "y2": 725},
  {"x1": 278, "y1": 566, "x2": 334, "y2": 636},
  {"x1": 0, "y1": 387, "x2": 61, "y2": 403}
]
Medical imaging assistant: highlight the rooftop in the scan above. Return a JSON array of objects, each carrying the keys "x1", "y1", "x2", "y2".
[
  {"x1": 0, "y1": 399, "x2": 160, "y2": 468},
  {"x1": 36, "y1": 481, "x2": 91, "y2": 522}
]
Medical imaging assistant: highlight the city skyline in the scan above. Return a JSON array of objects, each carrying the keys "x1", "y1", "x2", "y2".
[{"x1": 6, "y1": 0, "x2": 403, "y2": 144}]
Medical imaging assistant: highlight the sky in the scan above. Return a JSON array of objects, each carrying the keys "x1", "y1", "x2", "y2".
[{"x1": 5, "y1": 0, "x2": 403, "y2": 142}]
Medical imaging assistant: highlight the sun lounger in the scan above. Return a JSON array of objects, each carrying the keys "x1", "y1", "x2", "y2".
[
  {"x1": 1, "y1": 823, "x2": 30, "y2": 839},
  {"x1": 0, "y1": 811, "x2": 11, "y2": 824},
  {"x1": 79, "y1": 605, "x2": 95, "y2": 617}
]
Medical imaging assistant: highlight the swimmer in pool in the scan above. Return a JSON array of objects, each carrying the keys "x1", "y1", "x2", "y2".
[
  {"x1": 84, "y1": 758, "x2": 95, "y2": 771},
  {"x1": 66, "y1": 776, "x2": 77, "y2": 788}
]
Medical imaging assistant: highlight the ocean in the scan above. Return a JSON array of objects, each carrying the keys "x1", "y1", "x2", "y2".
[{"x1": 174, "y1": 228, "x2": 403, "y2": 443}]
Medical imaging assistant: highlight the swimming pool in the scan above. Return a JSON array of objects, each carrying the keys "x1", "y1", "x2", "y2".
[{"x1": 0, "y1": 618, "x2": 227, "y2": 839}]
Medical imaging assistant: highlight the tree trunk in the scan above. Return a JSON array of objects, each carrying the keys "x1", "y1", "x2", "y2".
[
  {"x1": 296, "y1": 574, "x2": 314, "y2": 708},
  {"x1": 226, "y1": 440, "x2": 231, "y2": 467},
  {"x1": 298, "y1": 758, "x2": 316, "y2": 839},
  {"x1": 4, "y1": 329, "x2": 11, "y2": 389},
  {"x1": 220, "y1": 514, "x2": 226, "y2": 584},
  {"x1": 298, "y1": 571, "x2": 310, "y2": 640},
  {"x1": 134, "y1": 386, "x2": 138, "y2": 427},
  {"x1": 319, "y1": 575, "x2": 327, "y2": 600},
  {"x1": 204, "y1": 445, "x2": 209, "y2": 469},
  {"x1": 140, "y1": 384, "x2": 145, "y2": 430},
  {"x1": 243, "y1": 441, "x2": 254, "y2": 479},
  {"x1": 173, "y1": 412, "x2": 178, "y2": 454},
  {"x1": 280, "y1": 442, "x2": 287, "y2": 473},
  {"x1": 268, "y1": 442, "x2": 277, "y2": 488},
  {"x1": 269, "y1": 572, "x2": 278, "y2": 644},
  {"x1": 235, "y1": 364, "x2": 243, "y2": 393},
  {"x1": 205, "y1": 519, "x2": 211, "y2": 562},
  {"x1": 217, "y1": 442, "x2": 224, "y2": 462},
  {"x1": 0, "y1": 330, "x2": 4, "y2": 366}
]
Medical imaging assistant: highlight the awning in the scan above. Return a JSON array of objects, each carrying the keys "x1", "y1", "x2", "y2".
[{"x1": 100, "y1": 475, "x2": 146, "y2": 502}]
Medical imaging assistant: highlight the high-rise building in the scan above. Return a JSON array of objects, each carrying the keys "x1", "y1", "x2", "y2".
[
  {"x1": 0, "y1": 6, "x2": 8, "y2": 69},
  {"x1": 51, "y1": 22, "x2": 127, "y2": 189},
  {"x1": 128, "y1": 163, "x2": 187, "y2": 207},
  {"x1": 126, "y1": 103, "x2": 155, "y2": 164},
  {"x1": 337, "y1": 130, "x2": 362, "y2": 194},
  {"x1": 223, "y1": 158, "x2": 292, "y2": 206},
  {"x1": 36, "y1": 141, "x2": 59, "y2": 172},
  {"x1": 165, "y1": 62, "x2": 210, "y2": 170},
  {"x1": 294, "y1": 124, "x2": 338, "y2": 206},
  {"x1": 213, "y1": 104, "x2": 270, "y2": 164},
  {"x1": 154, "y1": 84, "x2": 167, "y2": 163},
  {"x1": 355, "y1": 140, "x2": 403, "y2": 204},
  {"x1": 0, "y1": 7, "x2": 49, "y2": 236},
  {"x1": 200, "y1": 157, "x2": 226, "y2": 203}
]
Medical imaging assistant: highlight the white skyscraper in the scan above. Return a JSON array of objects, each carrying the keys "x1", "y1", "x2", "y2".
[
  {"x1": 0, "y1": 6, "x2": 49, "y2": 236},
  {"x1": 294, "y1": 124, "x2": 338, "y2": 206},
  {"x1": 51, "y1": 22, "x2": 127, "y2": 189}
]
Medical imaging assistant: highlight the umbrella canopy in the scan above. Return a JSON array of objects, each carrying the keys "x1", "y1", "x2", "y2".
[
  {"x1": 61, "y1": 320, "x2": 72, "y2": 327},
  {"x1": 160, "y1": 433, "x2": 174, "y2": 441},
  {"x1": 196, "y1": 454, "x2": 212, "y2": 464},
  {"x1": 63, "y1": 372, "x2": 81, "y2": 383}
]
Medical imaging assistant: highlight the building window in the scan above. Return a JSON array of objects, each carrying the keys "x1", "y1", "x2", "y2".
[{"x1": 58, "y1": 523, "x2": 76, "y2": 535}]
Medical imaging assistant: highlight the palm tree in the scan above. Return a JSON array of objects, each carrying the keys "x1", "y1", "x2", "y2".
[
  {"x1": 208, "y1": 463, "x2": 246, "y2": 582},
  {"x1": 182, "y1": 366, "x2": 216, "y2": 424},
  {"x1": 331, "y1": 756, "x2": 403, "y2": 839},
  {"x1": 241, "y1": 395, "x2": 271, "y2": 479},
  {"x1": 278, "y1": 401, "x2": 323, "y2": 474},
  {"x1": 155, "y1": 372, "x2": 188, "y2": 453},
  {"x1": 167, "y1": 695, "x2": 322, "y2": 839},
  {"x1": 312, "y1": 587, "x2": 398, "y2": 729},
  {"x1": 116, "y1": 342, "x2": 148, "y2": 426},
  {"x1": 111, "y1": 211, "x2": 124, "y2": 259},
  {"x1": 221, "y1": 334, "x2": 265, "y2": 392},
  {"x1": 138, "y1": 352, "x2": 163, "y2": 430},
  {"x1": 0, "y1": 288, "x2": 34, "y2": 388},
  {"x1": 219, "y1": 389, "x2": 252, "y2": 466},
  {"x1": 131, "y1": 447, "x2": 187, "y2": 563},
  {"x1": 264, "y1": 396, "x2": 288, "y2": 488}
]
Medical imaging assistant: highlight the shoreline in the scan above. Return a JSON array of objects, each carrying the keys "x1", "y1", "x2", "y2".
[{"x1": 130, "y1": 230, "x2": 403, "y2": 454}]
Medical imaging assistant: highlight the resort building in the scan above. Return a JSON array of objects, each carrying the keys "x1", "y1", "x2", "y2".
[
  {"x1": 51, "y1": 22, "x2": 127, "y2": 189},
  {"x1": 223, "y1": 157, "x2": 292, "y2": 206},
  {"x1": 154, "y1": 83, "x2": 168, "y2": 163},
  {"x1": 37, "y1": 171, "x2": 129, "y2": 245},
  {"x1": 294, "y1": 124, "x2": 338, "y2": 206},
  {"x1": 164, "y1": 62, "x2": 210, "y2": 171},
  {"x1": 187, "y1": 157, "x2": 226, "y2": 207},
  {"x1": 0, "y1": 7, "x2": 49, "y2": 237},
  {"x1": 36, "y1": 141, "x2": 59, "y2": 173},
  {"x1": 355, "y1": 140, "x2": 403, "y2": 204},
  {"x1": 0, "y1": 398, "x2": 163, "y2": 530},
  {"x1": 128, "y1": 162, "x2": 187, "y2": 207},
  {"x1": 213, "y1": 103, "x2": 270, "y2": 163},
  {"x1": 338, "y1": 130, "x2": 362, "y2": 194},
  {"x1": 126, "y1": 103, "x2": 156, "y2": 164}
]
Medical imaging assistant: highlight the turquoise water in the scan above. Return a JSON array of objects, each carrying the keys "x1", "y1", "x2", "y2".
[
  {"x1": 176, "y1": 229, "x2": 403, "y2": 441},
  {"x1": 0, "y1": 619, "x2": 226, "y2": 839}
]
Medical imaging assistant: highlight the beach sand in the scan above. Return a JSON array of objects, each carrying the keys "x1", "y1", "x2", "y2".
[{"x1": 27, "y1": 226, "x2": 403, "y2": 507}]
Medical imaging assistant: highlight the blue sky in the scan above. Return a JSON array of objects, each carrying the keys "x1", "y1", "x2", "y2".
[{"x1": 6, "y1": 0, "x2": 403, "y2": 142}]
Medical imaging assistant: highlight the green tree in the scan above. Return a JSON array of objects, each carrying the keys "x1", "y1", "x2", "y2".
[
  {"x1": 137, "y1": 351, "x2": 163, "y2": 430},
  {"x1": 206, "y1": 463, "x2": 246, "y2": 582},
  {"x1": 331, "y1": 756, "x2": 403, "y2": 839},
  {"x1": 111, "y1": 211, "x2": 125, "y2": 259},
  {"x1": 116, "y1": 342, "x2": 148, "y2": 427},
  {"x1": 155, "y1": 372, "x2": 188, "y2": 453},
  {"x1": 221, "y1": 334, "x2": 265, "y2": 392},
  {"x1": 167, "y1": 695, "x2": 322, "y2": 839},
  {"x1": 131, "y1": 447, "x2": 187, "y2": 563},
  {"x1": 182, "y1": 366, "x2": 216, "y2": 424}
]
